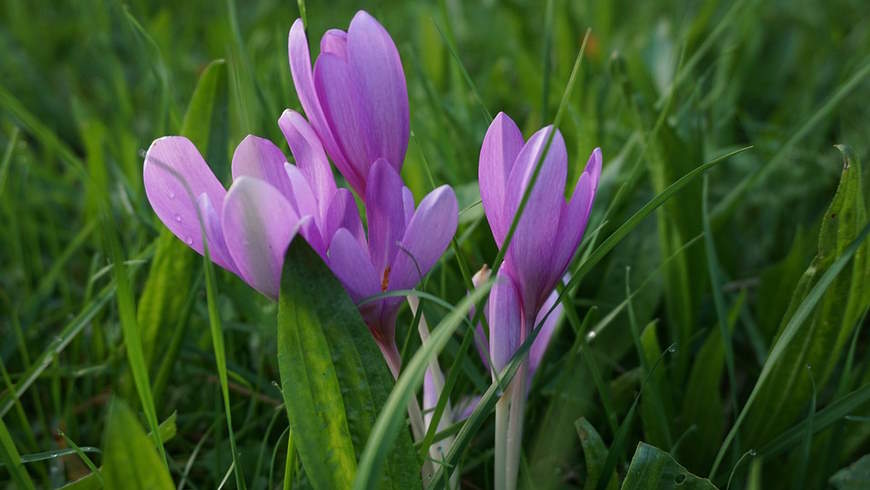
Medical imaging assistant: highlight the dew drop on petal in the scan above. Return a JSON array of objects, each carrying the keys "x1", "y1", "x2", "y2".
[
  {"x1": 168, "y1": 191, "x2": 176, "y2": 200},
  {"x1": 174, "y1": 214, "x2": 182, "y2": 223},
  {"x1": 185, "y1": 237, "x2": 193, "y2": 245}
]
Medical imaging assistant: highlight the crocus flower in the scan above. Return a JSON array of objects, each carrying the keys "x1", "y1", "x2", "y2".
[
  {"x1": 479, "y1": 112, "x2": 601, "y2": 365},
  {"x1": 478, "y1": 112, "x2": 601, "y2": 490},
  {"x1": 326, "y1": 159, "x2": 458, "y2": 375},
  {"x1": 143, "y1": 114, "x2": 359, "y2": 300},
  {"x1": 288, "y1": 11, "x2": 409, "y2": 199}
]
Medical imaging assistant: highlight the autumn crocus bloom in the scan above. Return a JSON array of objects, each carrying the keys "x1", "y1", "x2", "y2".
[
  {"x1": 478, "y1": 112, "x2": 601, "y2": 490},
  {"x1": 326, "y1": 159, "x2": 458, "y2": 376},
  {"x1": 288, "y1": 11, "x2": 409, "y2": 198},
  {"x1": 143, "y1": 114, "x2": 358, "y2": 299}
]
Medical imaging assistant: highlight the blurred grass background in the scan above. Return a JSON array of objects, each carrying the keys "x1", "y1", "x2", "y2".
[{"x1": 1, "y1": 0, "x2": 869, "y2": 488}]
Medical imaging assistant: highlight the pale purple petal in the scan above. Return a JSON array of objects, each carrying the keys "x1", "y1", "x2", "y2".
[
  {"x1": 487, "y1": 270, "x2": 523, "y2": 373},
  {"x1": 547, "y1": 148, "x2": 601, "y2": 287},
  {"x1": 347, "y1": 11, "x2": 409, "y2": 174},
  {"x1": 314, "y1": 52, "x2": 371, "y2": 196},
  {"x1": 320, "y1": 29, "x2": 348, "y2": 58},
  {"x1": 324, "y1": 188, "x2": 364, "y2": 246},
  {"x1": 452, "y1": 395, "x2": 481, "y2": 422},
  {"x1": 230, "y1": 135, "x2": 293, "y2": 201},
  {"x1": 529, "y1": 289, "x2": 564, "y2": 378},
  {"x1": 278, "y1": 110, "x2": 336, "y2": 218},
  {"x1": 402, "y1": 187, "x2": 415, "y2": 226},
  {"x1": 389, "y1": 185, "x2": 458, "y2": 292},
  {"x1": 479, "y1": 112, "x2": 524, "y2": 247},
  {"x1": 196, "y1": 193, "x2": 235, "y2": 272},
  {"x1": 143, "y1": 136, "x2": 235, "y2": 271},
  {"x1": 364, "y1": 160, "x2": 406, "y2": 282},
  {"x1": 283, "y1": 163, "x2": 320, "y2": 221},
  {"x1": 503, "y1": 126, "x2": 568, "y2": 313},
  {"x1": 221, "y1": 177, "x2": 300, "y2": 299},
  {"x1": 326, "y1": 227, "x2": 380, "y2": 303}
]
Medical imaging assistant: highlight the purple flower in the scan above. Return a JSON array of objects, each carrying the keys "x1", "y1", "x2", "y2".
[
  {"x1": 143, "y1": 115, "x2": 359, "y2": 300},
  {"x1": 288, "y1": 11, "x2": 409, "y2": 199},
  {"x1": 478, "y1": 112, "x2": 601, "y2": 372},
  {"x1": 326, "y1": 160, "x2": 458, "y2": 361}
]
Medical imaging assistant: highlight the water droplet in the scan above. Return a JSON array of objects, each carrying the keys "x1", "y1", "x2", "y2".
[
  {"x1": 586, "y1": 330, "x2": 597, "y2": 341},
  {"x1": 168, "y1": 191, "x2": 176, "y2": 199},
  {"x1": 185, "y1": 237, "x2": 193, "y2": 245},
  {"x1": 174, "y1": 214, "x2": 182, "y2": 223}
]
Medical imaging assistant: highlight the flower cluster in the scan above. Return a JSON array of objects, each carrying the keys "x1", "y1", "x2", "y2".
[{"x1": 142, "y1": 10, "x2": 601, "y2": 490}]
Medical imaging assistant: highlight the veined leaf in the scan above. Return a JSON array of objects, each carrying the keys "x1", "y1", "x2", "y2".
[
  {"x1": 575, "y1": 418, "x2": 617, "y2": 490},
  {"x1": 830, "y1": 453, "x2": 870, "y2": 490},
  {"x1": 277, "y1": 240, "x2": 419, "y2": 490},
  {"x1": 621, "y1": 443, "x2": 717, "y2": 490},
  {"x1": 101, "y1": 400, "x2": 173, "y2": 490}
]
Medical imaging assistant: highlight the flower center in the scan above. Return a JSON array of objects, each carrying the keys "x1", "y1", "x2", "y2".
[{"x1": 381, "y1": 266, "x2": 391, "y2": 291}]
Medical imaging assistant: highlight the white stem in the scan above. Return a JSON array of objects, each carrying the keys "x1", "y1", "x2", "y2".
[
  {"x1": 494, "y1": 385, "x2": 510, "y2": 490},
  {"x1": 505, "y1": 361, "x2": 528, "y2": 490}
]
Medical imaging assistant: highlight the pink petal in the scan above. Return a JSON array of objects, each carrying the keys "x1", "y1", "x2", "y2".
[
  {"x1": 288, "y1": 19, "x2": 349, "y2": 181},
  {"x1": 479, "y1": 112, "x2": 524, "y2": 247},
  {"x1": 221, "y1": 177, "x2": 300, "y2": 299},
  {"x1": 402, "y1": 186, "x2": 415, "y2": 226},
  {"x1": 143, "y1": 136, "x2": 236, "y2": 272},
  {"x1": 278, "y1": 110, "x2": 337, "y2": 219},
  {"x1": 547, "y1": 148, "x2": 602, "y2": 287},
  {"x1": 320, "y1": 29, "x2": 348, "y2": 58},
  {"x1": 364, "y1": 160, "x2": 406, "y2": 282},
  {"x1": 230, "y1": 135, "x2": 293, "y2": 202},
  {"x1": 196, "y1": 193, "x2": 236, "y2": 272},
  {"x1": 314, "y1": 52, "x2": 371, "y2": 196},
  {"x1": 324, "y1": 188, "x2": 364, "y2": 246},
  {"x1": 529, "y1": 288, "x2": 565, "y2": 378},
  {"x1": 487, "y1": 270, "x2": 523, "y2": 373},
  {"x1": 503, "y1": 126, "x2": 567, "y2": 313},
  {"x1": 389, "y1": 185, "x2": 458, "y2": 292},
  {"x1": 346, "y1": 10, "x2": 409, "y2": 174},
  {"x1": 326, "y1": 227, "x2": 380, "y2": 303}
]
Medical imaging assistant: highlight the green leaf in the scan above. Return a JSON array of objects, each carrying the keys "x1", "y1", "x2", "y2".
[
  {"x1": 277, "y1": 240, "x2": 419, "y2": 490},
  {"x1": 60, "y1": 413, "x2": 178, "y2": 489},
  {"x1": 830, "y1": 454, "x2": 870, "y2": 490},
  {"x1": 0, "y1": 414, "x2": 35, "y2": 490},
  {"x1": 575, "y1": 418, "x2": 617, "y2": 490},
  {"x1": 744, "y1": 146, "x2": 869, "y2": 445},
  {"x1": 101, "y1": 400, "x2": 174, "y2": 490},
  {"x1": 621, "y1": 443, "x2": 717, "y2": 490}
]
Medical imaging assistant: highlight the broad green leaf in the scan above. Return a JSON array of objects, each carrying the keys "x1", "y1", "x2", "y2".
[
  {"x1": 101, "y1": 401, "x2": 173, "y2": 490},
  {"x1": 575, "y1": 418, "x2": 617, "y2": 490},
  {"x1": 621, "y1": 443, "x2": 717, "y2": 490},
  {"x1": 59, "y1": 413, "x2": 177, "y2": 490},
  {"x1": 277, "y1": 240, "x2": 419, "y2": 490},
  {"x1": 0, "y1": 414, "x2": 35, "y2": 489},
  {"x1": 830, "y1": 454, "x2": 870, "y2": 490},
  {"x1": 139, "y1": 59, "x2": 226, "y2": 383},
  {"x1": 744, "y1": 146, "x2": 869, "y2": 445}
]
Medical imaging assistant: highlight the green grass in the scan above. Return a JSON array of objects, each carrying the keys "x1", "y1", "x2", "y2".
[{"x1": 1, "y1": 0, "x2": 870, "y2": 488}]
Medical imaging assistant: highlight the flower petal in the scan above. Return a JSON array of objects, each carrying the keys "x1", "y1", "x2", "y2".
[
  {"x1": 320, "y1": 29, "x2": 347, "y2": 58},
  {"x1": 278, "y1": 110, "x2": 337, "y2": 217},
  {"x1": 479, "y1": 112, "x2": 524, "y2": 247},
  {"x1": 324, "y1": 188, "x2": 364, "y2": 246},
  {"x1": 364, "y1": 159, "x2": 406, "y2": 280},
  {"x1": 314, "y1": 52, "x2": 371, "y2": 196},
  {"x1": 196, "y1": 193, "x2": 236, "y2": 272},
  {"x1": 143, "y1": 136, "x2": 235, "y2": 271},
  {"x1": 547, "y1": 148, "x2": 602, "y2": 287},
  {"x1": 326, "y1": 227, "x2": 380, "y2": 303},
  {"x1": 402, "y1": 186, "x2": 415, "y2": 226},
  {"x1": 389, "y1": 185, "x2": 458, "y2": 292},
  {"x1": 230, "y1": 135, "x2": 292, "y2": 201},
  {"x1": 529, "y1": 288, "x2": 564, "y2": 378},
  {"x1": 288, "y1": 19, "x2": 348, "y2": 179},
  {"x1": 346, "y1": 10, "x2": 409, "y2": 174},
  {"x1": 503, "y1": 126, "x2": 567, "y2": 313},
  {"x1": 221, "y1": 177, "x2": 300, "y2": 299},
  {"x1": 487, "y1": 270, "x2": 523, "y2": 374}
]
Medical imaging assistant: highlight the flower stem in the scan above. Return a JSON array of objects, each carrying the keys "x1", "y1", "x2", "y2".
[
  {"x1": 494, "y1": 390, "x2": 510, "y2": 490},
  {"x1": 380, "y1": 341, "x2": 427, "y2": 441},
  {"x1": 505, "y1": 361, "x2": 528, "y2": 490}
]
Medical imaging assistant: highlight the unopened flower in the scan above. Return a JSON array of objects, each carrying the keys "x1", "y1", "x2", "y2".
[{"x1": 288, "y1": 11, "x2": 409, "y2": 198}]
